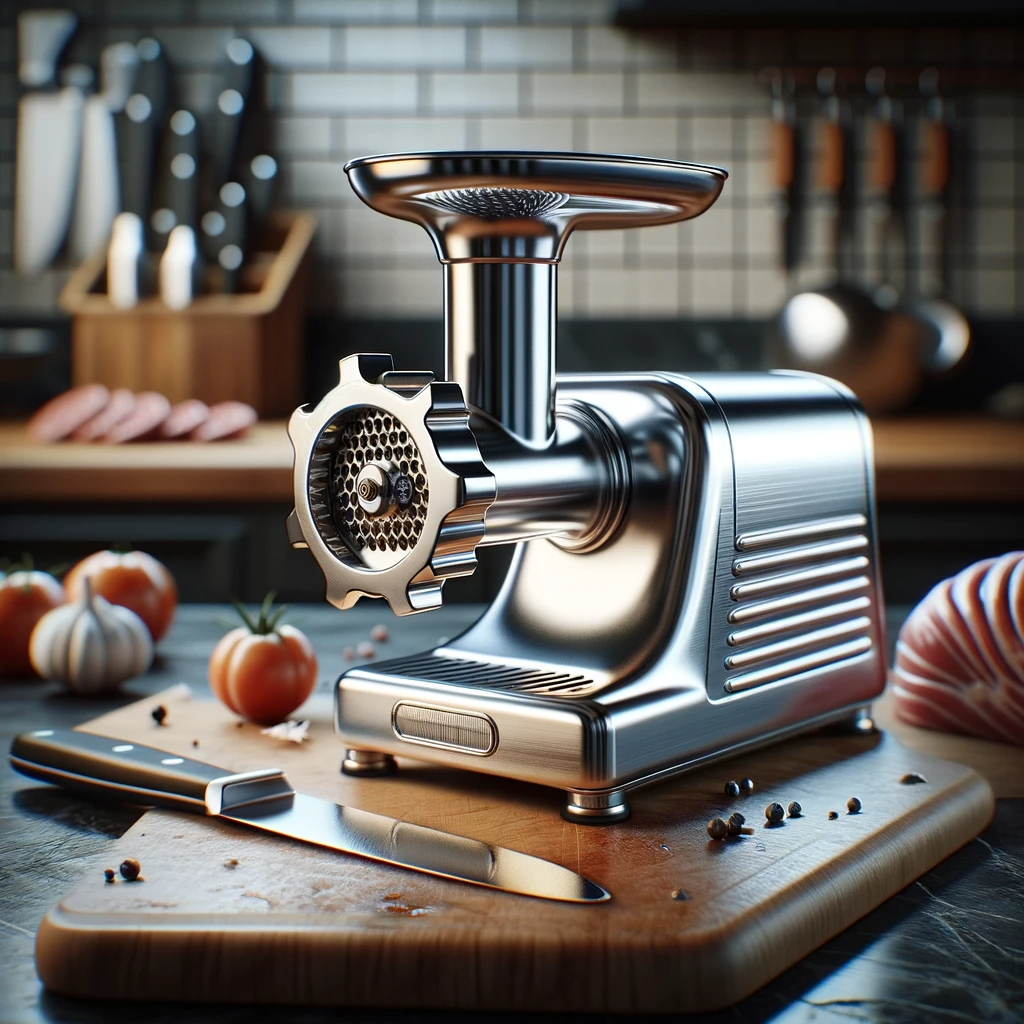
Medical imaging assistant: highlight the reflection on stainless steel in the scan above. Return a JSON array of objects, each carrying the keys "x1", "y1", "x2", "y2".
[
  {"x1": 224, "y1": 792, "x2": 609, "y2": 903},
  {"x1": 287, "y1": 151, "x2": 888, "y2": 823}
]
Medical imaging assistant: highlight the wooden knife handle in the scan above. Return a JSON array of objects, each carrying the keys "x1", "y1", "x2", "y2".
[
  {"x1": 870, "y1": 120, "x2": 896, "y2": 194},
  {"x1": 9, "y1": 728, "x2": 228, "y2": 813},
  {"x1": 920, "y1": 120, "x2": 949, "y2": 196},
  {"x1": 817, "y1": 120, "x2": 844, "y2": 194},
  {"x1": 771, "y1": 120, "x2": 795, "y2": 191}
]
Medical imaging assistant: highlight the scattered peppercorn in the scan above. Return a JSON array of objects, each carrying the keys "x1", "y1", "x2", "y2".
[
  {"x1": 356, "y1": 641, "x2": 376, "y2": 659},
  {"x1": 370, "y1": 624, "x2": 389, "y2": 643},
  {"x1": 235, "y1": 721, "x2": 244, "y2": 729},
  {"x1": 151, "y1": 704, "x2": 167, "y2": 726},
  {"x1": 847, "y1": 796, "x2": 862, "y2": 814},
  {"x1": 787, "y1": 801, "x2": 802, "y2": 818},
  {"x1": 224, "y1": 858, "x2": 239, "y2": 868},
  {"x1": 724, "y1": 780, "x2": 740, "y2": 797},
  {"x1": 706, "y1": 817, "x2": 729, "y2": 840},
  {"x1": 765, "y1": 802, "x2": 785, "y2": 824},
  {"x1": 103, "y1": 868, "x2": 115, "y2": 883},
  {"x1": 828, "y1": 810, "x2": 839, "y2": 820},
  {"x1": 342, "y1": 646, "x2": 356, "y2": 661},
  {"x1": 727, "y1": 811, "x2": 746, "y2": 835},
  {"x1": 191, "y1": 739, "x2": 199, "y2": 748},
  {"x1": 740, "y1": 778, "x2": 754, "y2": 794},
  {"x1": 670, "y1": 889, "x2": 691, "y2": 901},
  {"x1": 119, "y1": 858, "x2": 141, "y2": 882},
  {"x1": 740, "y1": 826, "x2": 755, "y2": 835},
  {"x1": 900, "y1": 772, "x2": 928, "y2": 785}
]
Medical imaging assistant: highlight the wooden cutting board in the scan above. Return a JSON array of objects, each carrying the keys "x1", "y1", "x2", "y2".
[{"x1": 32, "y1": 684, "x2": 993, "y2": 1014}]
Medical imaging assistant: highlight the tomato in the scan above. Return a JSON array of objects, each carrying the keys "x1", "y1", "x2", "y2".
[
  {"x1": 0, "y1": 571, "x2": 66, "y2": 677},
  {"x1": 209, "y1": 624, "x2": 317, "y2": 725},
  {"x1": 65, "y1": 550, "x2": 177, "y2": 642}
]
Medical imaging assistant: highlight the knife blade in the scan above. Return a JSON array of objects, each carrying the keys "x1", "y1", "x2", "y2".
[{"x1": 10, "y1": 729, "x2": 609, "y2": 904}]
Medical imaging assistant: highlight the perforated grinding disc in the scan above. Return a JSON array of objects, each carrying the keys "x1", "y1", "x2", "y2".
[{"x1": 318, "y1": 406, "x2": 429, "y2": 569}]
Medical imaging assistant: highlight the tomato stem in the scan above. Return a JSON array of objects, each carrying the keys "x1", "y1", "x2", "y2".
[{"x1": 229, "y1": 592, "x2": 289, "y2": 635}]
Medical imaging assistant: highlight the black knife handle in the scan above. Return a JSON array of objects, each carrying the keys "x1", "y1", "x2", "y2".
[{"x1": 10, "y1": 729, "x2": 231, "y2": 813}]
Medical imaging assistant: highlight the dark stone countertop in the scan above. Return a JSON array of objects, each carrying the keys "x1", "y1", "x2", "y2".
[{"x1": 1, "y1": 605, "x2": 1022, "y2": 1024}]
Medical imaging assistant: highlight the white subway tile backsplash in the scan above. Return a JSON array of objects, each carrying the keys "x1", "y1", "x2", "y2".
[
  {"x1": 423, "y1": 0, "x2": 518, "y2": 24},
  {"x1": 281, "y1": 158, "x2": 351, "y2": 202},
  {"x1": 970, "y1": 267, "x2": 1016, "y2": 314},
  {"x1": 430, "y1": 72, "x2": 518, "y2": 113},
  {"x1": 285, "y1": 72, "x2": 419, "y2": 113},
  {"x1": 690, "y1": 116, "x2": 734, "y2": 157},
  {"x1": 246, "y1": 27, "x2": 332, "y2": 68},
  {"x1": 638, "y1": 71, "x2": 763, "y2": 112},
  {"x1": 335, "y1": 206, "x2": 429, "y2": 257},
  {"x1": 293, "y1": 0, "x2": 419, "y2": 23},
  {"x1": 742, "y1": 267, "x2": 789, "y2": 316},
  {"x1": 572, "y1": 229, "x2": 629, "y2": 266},
  {"x1": 972, "y1": 208, "x2": 1016, "y2": 258},
  {"x1": 586, "y1": 116, "x2": 678, "y2": 159},
  {"x1": 691, "y1": 206, "x2": 734, "y2": 257},
  {"x1": 530, "y1": 72, "x2": 624, "y2": 114},
  {"x1": 197, "y1": 0, "x2": 283, "y2": 22},
  {"x1": 689, "y1": 266, "x2": 735, "y2": 314},
  {"x1": 745, "y1": 203, "x2": 779, "y2": 259},
  {"x1": 582, "y1": 27, "x2": 679, "y2": 69},
  {"x1": 273, "y1": 116, "x2": 333, "y2": 156},
  {"x1": 520, "y1": 0, "x2": 608, "y2": 23},
  {"x1": 637, "y1": 223, "x2": 684, "y2": 261},
  {"x1": 477, "y1": 117, "x2": 574, "y2": 150},
  {"x1": 340, "y1": 266, "x2": 440, "y2": 315},
  {"x1": 343, "y1": 27, "x2": 467, "y2": 69},
  {"x1": 343, "y1": 117, "x2": 468, "y2": 159},
  {"x1": 479, "y1": 27, "x2": 573, "y2": 68}
]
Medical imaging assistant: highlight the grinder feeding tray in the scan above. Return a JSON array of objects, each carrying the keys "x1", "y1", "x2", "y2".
[{"x1": 286, "y1": 151, "x2": 887, "y2": 823}]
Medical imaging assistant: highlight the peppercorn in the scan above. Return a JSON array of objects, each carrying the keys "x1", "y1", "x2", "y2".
[
  {"x1": 727, "y1": 811, "x2": 746, "y2": 835},
  {"x1": 370, "y1": 624, "x2": 389, "y2": 643},
  {"x1": 224, "y1": 858, "x2": 239, "y2": 868},
  {"x1": 670, "y1": 889, "x2": 691, "y2": 901},
  {"x1": 103, "y1": 868, "x2": 115, "y2": 883},
  {"x1": 119, "y1": 858, "x2": 141, "y2": 882},
  {"x1": 191, "y1": 739, "x2": 199, "y2": 748},
  {"x1": 787, "y1": 801, "x2": 802, "y2": 818},
  {"x1": 740, "y1": 778, "x2": 754, "y2": 794},
  {"x1": 900, "y1": 772, "x2": 928, "y2": 785},
  {"x1": 724, "y1": 780, "x2": 740, "y2": 797},
  {"x1": 765, "y1": 802, "x2": 785, "y2": 824},
  {"x1": 706, "y1": 817, "x2": 729, "y2": 840},
  {"x1": 847, "y1": 796, "x2": 862, "y2": 814},
  {"x1": 740, "y1": 826, "x2": 755, "y2": 835},
  {"x1": 828, "y1": 810, "x2": 839, "y2": 820},
  {"x1": 151, "y1": 704, "x2": 167, "y2": 726}
]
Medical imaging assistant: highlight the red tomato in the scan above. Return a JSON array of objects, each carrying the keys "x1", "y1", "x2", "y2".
[
  {"x1": 0, "y1": 571, "x2": 66, "y2": 677},
  {"x1": 65, "y1": 550, "x2": 177, "y2": 642},
  {"x1": 208, "y1": 624, "x2": 317, "y2": 725}
]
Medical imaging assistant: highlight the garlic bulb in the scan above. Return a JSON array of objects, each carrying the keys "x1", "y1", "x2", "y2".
[{"x1": 30, "y1": 577, "x2": 153, "y2": 693}]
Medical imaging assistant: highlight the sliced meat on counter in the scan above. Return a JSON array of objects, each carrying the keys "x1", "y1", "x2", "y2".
[
  {"x1": 72, "y1": 388, "x2": 136, "y2": 441},
  {"x1": 158, "y1": 399, "x2": 209, "y2": 439},
  {"x1": 27, "y1": 384, "x2": 110, "y2": 441},
  {"x1": 893, "y1": 551, "x2": 1024, "y2": 746},
  {"x1": 105, "y1": 392, "x2": 172, "y2": 443},
  {"x1": 189, "y1": 401, "x2": 257, "y2": 441}
]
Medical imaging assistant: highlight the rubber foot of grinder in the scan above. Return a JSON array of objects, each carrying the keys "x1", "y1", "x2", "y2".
[
  {"x1": 562, "y1": 789, "x2": 631, "y2": 825},
  {"x1": 341, "y1": 749, "x2": 398, "y2": 777}
]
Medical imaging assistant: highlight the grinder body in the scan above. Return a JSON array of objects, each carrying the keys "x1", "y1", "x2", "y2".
[
  {"x1": 333, "y1": 370, "x2": 884, "y2": 821},
  {"x1": 286, "y1": 151, "x2": 887, "y2": 822}
]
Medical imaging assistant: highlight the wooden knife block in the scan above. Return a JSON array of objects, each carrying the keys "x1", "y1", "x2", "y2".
[{"x1": 59, "y1": 212, "x2": 315, "y2": 417}]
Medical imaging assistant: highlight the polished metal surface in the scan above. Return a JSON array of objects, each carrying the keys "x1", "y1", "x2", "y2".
[
  {"x1": 10, "y1": 729, "x2": 609, "y2": 903},
  {"x1": 224, "y1": 792, "x2": 609, "y2": 903},
  {"x1": 285, "y1": 150, "x2": 888, "y2": 822},
  {"x1": 345, "y1": 151, "x2": 726, "y2": 447}
]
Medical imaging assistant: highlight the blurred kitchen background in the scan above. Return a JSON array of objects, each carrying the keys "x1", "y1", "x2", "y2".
[{"x1": 1, "y1": 0, "x2": 1022, "y2": 612}]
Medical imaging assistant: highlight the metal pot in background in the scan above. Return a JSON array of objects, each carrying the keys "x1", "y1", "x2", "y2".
[{"x1": 770, "y1": 68, "x2": 923, "y2": 415}]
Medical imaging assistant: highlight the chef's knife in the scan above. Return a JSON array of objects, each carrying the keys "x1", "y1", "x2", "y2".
[
  {"x1": 10, "y1": 729, "x2": 610, "y2": 904},
  {"x1": 14, "y1": 9, "x2": 81, "y2": 275},
  {"x1": 210, "y1": 37, "x2": 258, "y2": 190}
]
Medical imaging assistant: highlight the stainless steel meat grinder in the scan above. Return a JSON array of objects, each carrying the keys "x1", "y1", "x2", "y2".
[{"x1": 286, "y1": 152, "x2": 887, "y2": 823}]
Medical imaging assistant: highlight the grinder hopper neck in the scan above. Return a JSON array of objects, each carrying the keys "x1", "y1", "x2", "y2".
[{"x1": 344, "y1": 152, "x2": 727, "y2": 448}]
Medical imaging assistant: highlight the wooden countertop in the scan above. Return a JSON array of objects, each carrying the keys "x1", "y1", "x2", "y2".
[{"x1": 1, "y1": 416, "x2": 1022, "y2": 504}]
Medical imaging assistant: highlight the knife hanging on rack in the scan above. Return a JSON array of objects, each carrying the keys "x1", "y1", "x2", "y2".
[{"x1": 209, "y1": 37, "x2": 258, "y2": 192}]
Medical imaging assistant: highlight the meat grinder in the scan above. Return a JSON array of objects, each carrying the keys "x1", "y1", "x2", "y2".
[{"x1": 286, "y1": 152, "x2": 887, "y2": 823}]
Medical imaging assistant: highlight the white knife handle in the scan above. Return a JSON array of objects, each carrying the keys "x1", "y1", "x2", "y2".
[{"x1": 10, "y1": 728, "x2": 230, "y2": 813}]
